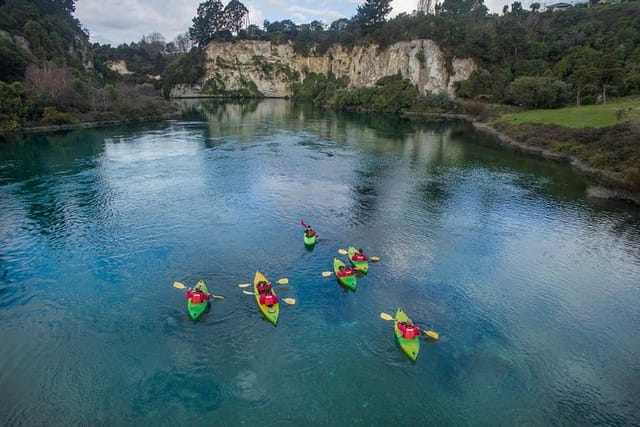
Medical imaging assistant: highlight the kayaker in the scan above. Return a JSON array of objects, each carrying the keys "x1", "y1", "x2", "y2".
[
  {"x1": 305, "y1": 226, "x2": 317, "y2": 238},
  {"x1": 337, "y1": 265, "x2": 356, "y2": 277},
  {"x1": 259, "y1": 292, "x2": 278, "y2": 306},
  {"x1": 352, "y1": 248, "x2": 368, "y2": 261},
  {"x1": 256, "y1": 281, "x2": 273, "y2": 294},
  {"x1": 398, "y1": 319, "x2": 421, "y2": 339},
  {"x1": 186, "y1": 287, "x2": 210, "y2": 304}
]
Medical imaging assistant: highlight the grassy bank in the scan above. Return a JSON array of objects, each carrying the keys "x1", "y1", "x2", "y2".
[
  {"x1": 486, "y1": 97, "x2": 640, "y2": 198},
  {"x1": 492, "y1": 97, "x2": 640, "y2": 128}
]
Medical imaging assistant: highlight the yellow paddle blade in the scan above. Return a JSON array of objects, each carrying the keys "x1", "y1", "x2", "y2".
[
  {"x1": 238, "y1": 283, "x2": 251, "y2": 288},
  {"x1": 370, "y1": 256, "x2": 380, "y2": 262},
  {"x1": 242, "y1": 290, "x2": 255, "y2": 296},
  {"x1": 212, "y1": 294, "x2": 224, "y2": 300},
  {"x1": 380, "y1": 312, "x2": 394, "y2": 321},
  {"x1": 173, "y1": 281, "x2": 187, "y2": 289},
  {"x1": 338, "y1": 248, "x2": 348, "y2": 255},
  {"x1": 321, "y1": 271, "x2": 333, "y2": 277},
  {"x1": 282, "y1": 297, "x2": 296, "y2": 305},
  {"x1": 277, "y1": 278, "x2": 289, "y2": 285},
  {"x1": 425, "y1": 330, "x2": 439, "y2": 340}
]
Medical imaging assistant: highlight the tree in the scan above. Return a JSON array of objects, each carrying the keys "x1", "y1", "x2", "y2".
[
  {"x1": 57, "y1": 0, "x2": 76, "y2": 13},
  {"x1": 173, "y1": 32, "x2": 194, "y2": 53},
  {"x1": 354, "y1": 0, "x2": 392, "y2": 33},
  {"x1": 436, "y1": 0, "x2": 484, "y2": 15},
  {"x1": 189, "y1": 0, "x2": 225, "y2": 48},
  {"x1": 223, "y1": 0, "x2": 248, "y2": 34},
  {"x1": 530, "y1": 2, "x2": 540, "y2": 12},
  {"x1": 329, "y1": 18, "x2": 351, "y2": 31},
  {"x1": 309, "y1": 20, "x2": 325, "y2": 32}
]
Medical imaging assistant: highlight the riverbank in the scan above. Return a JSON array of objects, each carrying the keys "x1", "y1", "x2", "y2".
[{"x1": 471, "y1": 121, "x2": 640, "y2": 206}]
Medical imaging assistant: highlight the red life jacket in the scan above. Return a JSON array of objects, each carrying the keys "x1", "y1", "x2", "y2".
[
  {"x1": 352, "y1": 253, "x2": 367, "y2": 261},
  {"x1": 260, "y1": 293, "x2": 277, "y2": 306},
  {"x1": 398, "y1": 322, "x2": 419, "y2": 339},
  {"x1": 190, "y1": 291, "x2": 204, "y2": 304},
  {"x1": 404, "y1": 326, "x2": 417, "y2": 339},
  {"x1": 337, "y1": 268, "x2": 354, "y2": 277}
]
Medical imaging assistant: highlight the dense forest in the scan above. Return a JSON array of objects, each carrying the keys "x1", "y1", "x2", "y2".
[
  {"x1": 1, "y1": 0, "x2": 639, "y2": 128},
  {"x1": 0, "y1": 0, "x2": 174, "y2": 130}
]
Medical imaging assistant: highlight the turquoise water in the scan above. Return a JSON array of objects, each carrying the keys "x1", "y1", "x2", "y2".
[{"x1": 1, "y1": 99, "x2": 639, "y2": 426}]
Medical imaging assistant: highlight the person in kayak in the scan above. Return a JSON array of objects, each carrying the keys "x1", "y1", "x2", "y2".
[
  {"x1": 337, "y1": 265, "x2": 356, "y2": 277},
  {"x1": 351, "y1": 248, "x2": 368, "y2": 261},
  {"x1": 305, "y1": 226, "x2": 317, "y2": 238},
  {"x1": 397, "y1": 319, "x2": 421, "y2": 339},
  {"x1": 186, "y1": 286, "x2": 210, "y2": 305},
  {"x1": 256, "y1": 281, "x2": 273, "y2": 294},
  {"x1": 259, "y1": 292, "x2": 278, "y2": 306}
]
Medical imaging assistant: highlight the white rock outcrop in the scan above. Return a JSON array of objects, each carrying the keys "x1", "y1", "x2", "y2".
[{"x1": 170, "y1": 40, "x2": 476, "y2": 98}]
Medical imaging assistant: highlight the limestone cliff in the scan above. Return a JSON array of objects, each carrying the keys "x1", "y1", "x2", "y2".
[{"x1": 169, "y1": 40, "x2": 476, "y2": 98}]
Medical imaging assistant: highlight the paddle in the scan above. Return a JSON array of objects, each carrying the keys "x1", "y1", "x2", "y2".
[
  {"x1": 321, "y1": 271, "x2": 333, "y2": 277},
  {"x1": 238, "y1": 278, "x2": 289, "y2": 288},
  {"x1": 241, "y1": 290, "x2": 296, "y2": 305},
  {"x1": 379, "y1": 312, "x2": 439, "y2": 340},
  {"x1": 337, "y1": 248, "x2": 380, "y2": 262},
  {"x1": 173, "y1": 281, "x2": 224, "y2": 299}
]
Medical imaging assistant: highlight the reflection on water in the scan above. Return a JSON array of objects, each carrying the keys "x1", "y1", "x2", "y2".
[{"x1": 1, "y1": 99, "x2": 639, "y2": 425}]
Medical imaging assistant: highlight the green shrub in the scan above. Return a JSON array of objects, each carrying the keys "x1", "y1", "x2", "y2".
[
  {"x1": 588, "y1": 152, "x2": 609, "y2": 168},
  {"x1": 41, "y1": 106, "x2": 75, "y2": 125}
]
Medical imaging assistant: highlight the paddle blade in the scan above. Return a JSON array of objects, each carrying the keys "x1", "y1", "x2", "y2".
[
  {"x1": 212, "y1": 295, "x2": 224, "y2": 300},
  {"x1": 242, "y1": 290, "x2": 256, "y2": 296},
  {"x1": 277, "y1": 278, "x2": 289, "y2": 285},
  {"x1": 425, "y1": 330, "x2": 439, "y2": 340},
  {"x1": 321, "y1": 271, "x2": 333, "y2": 277},
  {"x1": 282, "y1": 297, "x2": 296, "y2": 305},
  {"x1": 338, "y1": 248, "x2": 348, "y2": 255},
  {"x1": 173, "y1": 281, "x2": 187, "y2": 290},
  {"x1": 238, "y1": 283, "x2": 251, "y2": 288},
  {"x1": 370, "y1": 256, "x2": 380, "y2": 262},
  {"x1": 380, "y1": 312, "x2": 394, "y2": 321}
]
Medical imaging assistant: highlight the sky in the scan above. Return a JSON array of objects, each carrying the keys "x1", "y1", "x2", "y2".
[{"x1": 75, "y1": 0, "x2": 520, "y2": 46}]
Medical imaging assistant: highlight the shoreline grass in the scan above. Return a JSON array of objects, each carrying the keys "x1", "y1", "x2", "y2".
[{"x1": 492, "y1": 97, "x2": 640, "y2": 129}]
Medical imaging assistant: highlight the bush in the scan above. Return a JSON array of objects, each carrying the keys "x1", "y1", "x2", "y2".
[
  {"x1": 41, "y1": 106, "x2": 75, "y2": 125},
  {"x1": 504, "y1": 76, "x2": 569, "y2": 109}
]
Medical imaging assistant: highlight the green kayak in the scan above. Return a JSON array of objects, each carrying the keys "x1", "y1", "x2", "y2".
[
  {"x1": 393, "y1": 308, "x2": 420, "y2": 361},
  {"x1": 187, "y1": 280, "x2": 210, "y2": 321},
  {"x1": 254, "y1": 271, "x2": 279, "y2": 326},
  {"x1": 347, "y1": 246, "x2": 369, "y2": 273},
  {"x1": 333, "y1": 257, "x2": 357, "y2": 290},
  {"x1": 303, "y1": 233, "x2": 317, "y2": 246}
]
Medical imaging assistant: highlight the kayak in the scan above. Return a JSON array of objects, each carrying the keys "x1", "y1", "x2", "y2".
[
  {"x1": 187, "y1": 280, "x2": 210, "y2": 321},
  {"x1": 333, "y1": 257, "x2": 357, "y2": 290},
  {"x1": 254, "y1": 271, "x2": 279, "y2": 326},
  {"x1": 393, "y1": 308, "x2": 420, "y2": 361},
  {"x1": 347, "y1": 246, "x2": 369, "y2": 273},
  {"x1": 303, "y1": 233, "x2": 317, "y2": 246}
]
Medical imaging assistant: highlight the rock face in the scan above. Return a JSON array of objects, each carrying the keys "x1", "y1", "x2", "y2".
[{"x1": 169, "y1": 39, "x2": 476, "y2": 98}]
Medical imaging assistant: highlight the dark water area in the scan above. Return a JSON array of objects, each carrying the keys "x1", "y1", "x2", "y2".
[{"x1": 1, "y1": 99, "x2": 639, "y2": 426}]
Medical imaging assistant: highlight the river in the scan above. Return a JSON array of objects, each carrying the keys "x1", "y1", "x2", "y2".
[{"x1": 1, "y1": 99, "x2": 638, "y2": 426}]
